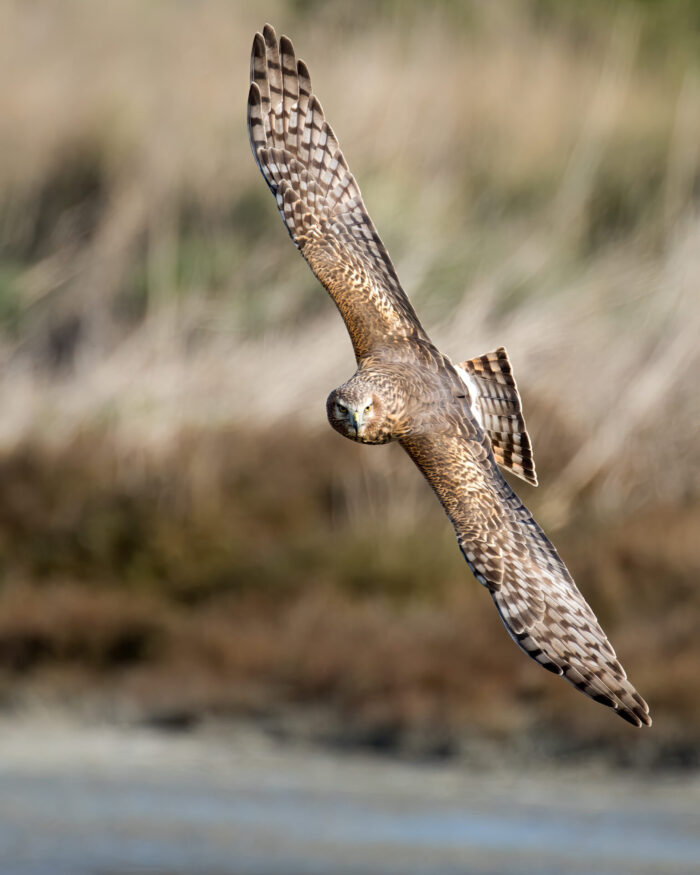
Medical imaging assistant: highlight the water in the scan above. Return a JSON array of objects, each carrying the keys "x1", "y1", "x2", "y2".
[{"x1": 0, "y1": 716, "x2": 697, "y2": 875}]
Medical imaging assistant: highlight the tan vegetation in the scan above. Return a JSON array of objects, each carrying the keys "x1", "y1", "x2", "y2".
[
  {"x1": 0, "y1": 0, "x2": 699, "y2": 762},
  {"x1": 0, "y1": 429, "x2": 697, "y2": 765}
]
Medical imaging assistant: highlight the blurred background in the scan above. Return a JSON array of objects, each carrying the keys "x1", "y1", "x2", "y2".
[{"x1": 1, "y1": 0, "x2": 699, "y2": 872}]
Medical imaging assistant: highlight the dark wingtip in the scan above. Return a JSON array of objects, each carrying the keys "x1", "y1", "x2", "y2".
[
  {"x1": 590, "y1": 693, "x2": 617, "y2": 709},
  {"x1": 247, "y1": 82, "x2": 265, "y2": 157},
  {"x1": 250, "y1": 33, "x2": 267, "y2": 88},
  {"x1": 617, "y1": 706, "x2": 651, "y2": 728},
  {"x1": 263, "y1": 23, "x2": 277, "y2": 46},
  {"x1": 248, "y1": 81, "x2": 261, "y2": 106},
  {"x1": 251, "y1": 32, "x2": 265, "y2": 58}
]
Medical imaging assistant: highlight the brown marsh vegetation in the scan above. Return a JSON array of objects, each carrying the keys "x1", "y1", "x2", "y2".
[{"x1": 0, "y1": 0, "x2": 699, "y2": 764}]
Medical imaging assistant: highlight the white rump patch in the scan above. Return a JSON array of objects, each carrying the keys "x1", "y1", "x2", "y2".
[{"x1": 455, "y1": 365, "x2": 484, "y2": 429}]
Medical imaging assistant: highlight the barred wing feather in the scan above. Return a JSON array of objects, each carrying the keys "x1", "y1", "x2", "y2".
[
  {"x1": 248, "y1": 25, "x2": 427, "y2": 359},
  {"x1": 401, "y1": 427, "x2": 651, "y2": 727}
]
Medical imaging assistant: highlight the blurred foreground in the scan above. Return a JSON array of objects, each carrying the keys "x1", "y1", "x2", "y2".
[
  {"x1": 0, "y1": 0, "x2": 699, "y2": 777},
  {"x1": 1, "y1": 714, "x2": 699, "y2": 875}
]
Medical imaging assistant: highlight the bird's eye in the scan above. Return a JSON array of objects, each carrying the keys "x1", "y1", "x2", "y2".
[
  {"x1": 364, "y1": 403, "x2": 372, "y2": 413},
  {"x1": 336, "y1": 402, "x2": 347, "y2": 414}
]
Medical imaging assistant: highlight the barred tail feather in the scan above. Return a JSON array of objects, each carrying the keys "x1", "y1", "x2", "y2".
[{"x1": 458, "y1": 347, "x2": 537, "y2": 487}]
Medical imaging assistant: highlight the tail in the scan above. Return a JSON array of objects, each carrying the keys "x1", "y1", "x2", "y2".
[{"x1": 456, "y1": 347, "x2": 537, "y2": 487}]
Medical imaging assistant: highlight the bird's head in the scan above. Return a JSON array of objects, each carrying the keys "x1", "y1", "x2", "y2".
[{"x1": 326, "y1": 381, "x2": 391, "y2": 444}]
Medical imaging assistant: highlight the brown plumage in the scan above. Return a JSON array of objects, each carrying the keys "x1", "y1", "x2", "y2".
[{"x1": 247, "y1": 25, "x2": 651, "y2": 727}]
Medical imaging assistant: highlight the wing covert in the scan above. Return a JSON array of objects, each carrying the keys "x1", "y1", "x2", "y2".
[{"x1": 248, "y1": 25, "x2": 428, "y2": 359}]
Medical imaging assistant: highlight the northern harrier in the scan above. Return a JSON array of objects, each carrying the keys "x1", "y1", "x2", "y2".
[{"x1": 247, "y1": 25, "x2": 651, "y2": 726}]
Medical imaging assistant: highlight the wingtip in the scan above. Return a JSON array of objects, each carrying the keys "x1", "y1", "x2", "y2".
[
  {"x1": 248, "y1": 81, "x2": 261, "y2": 105},
  {"x1": 617, "y1": 704, "x2": 652, "y2": 728},
  {"x1": 262, "y1": 23, "x2": 277, "y2": 46},
  {"x1": 279, "y1": 34, "x2": 295, "y2": 56},
  {"x1": 297, "y1": 58, "x2": 311, "y2": 80},
  {"x1": 638, "y1": 703, "x2": 653, "y2": 727},
  {"x1": 250, "y1": 32, "x2": 267, "y2": 90},
  {"x1": 251, "y1": 31, "x2": 264, "y2": 59}
]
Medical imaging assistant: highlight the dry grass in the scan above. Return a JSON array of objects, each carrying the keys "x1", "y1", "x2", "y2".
[
  {"x1": 0, "y1": 2, "x2": 698, "y2": 517},
  {"x1": 0, "y1": 1, "x2": 699, "y2": 759}
]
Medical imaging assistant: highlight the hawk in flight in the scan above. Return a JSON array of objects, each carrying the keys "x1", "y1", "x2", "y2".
[{"x1": 247, "y1": 25, "x2": 651, "y2": 726}]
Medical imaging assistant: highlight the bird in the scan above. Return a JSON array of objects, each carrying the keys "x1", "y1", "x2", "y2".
[{"x1": 247, "y1": 24, "x2": 651, "y2": 727}]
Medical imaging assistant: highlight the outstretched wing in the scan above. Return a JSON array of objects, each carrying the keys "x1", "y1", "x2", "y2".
[
  {"x1": 247, "y1": 25, "x2": 428, "y2": 359},
  {"x1": 401, "y1": 422, "x2": 651, "y2": 727}
]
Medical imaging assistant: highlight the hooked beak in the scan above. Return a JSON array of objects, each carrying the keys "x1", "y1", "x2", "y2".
[{"x1": 351, "y1": 409, "x2": 361, "y2": 436}]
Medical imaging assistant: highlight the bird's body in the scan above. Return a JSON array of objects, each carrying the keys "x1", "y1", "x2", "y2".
[
  {"x1": 328, "y1": 343, "x2": 462, "y2": 444},
  {"x1": 247, "y1": 25, "x2": 651, "y2": 727}
]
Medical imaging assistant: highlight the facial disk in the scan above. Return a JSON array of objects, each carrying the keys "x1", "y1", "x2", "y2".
[{"x1": 326, "y1": 382, "x2": 391, "y2": 444}]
